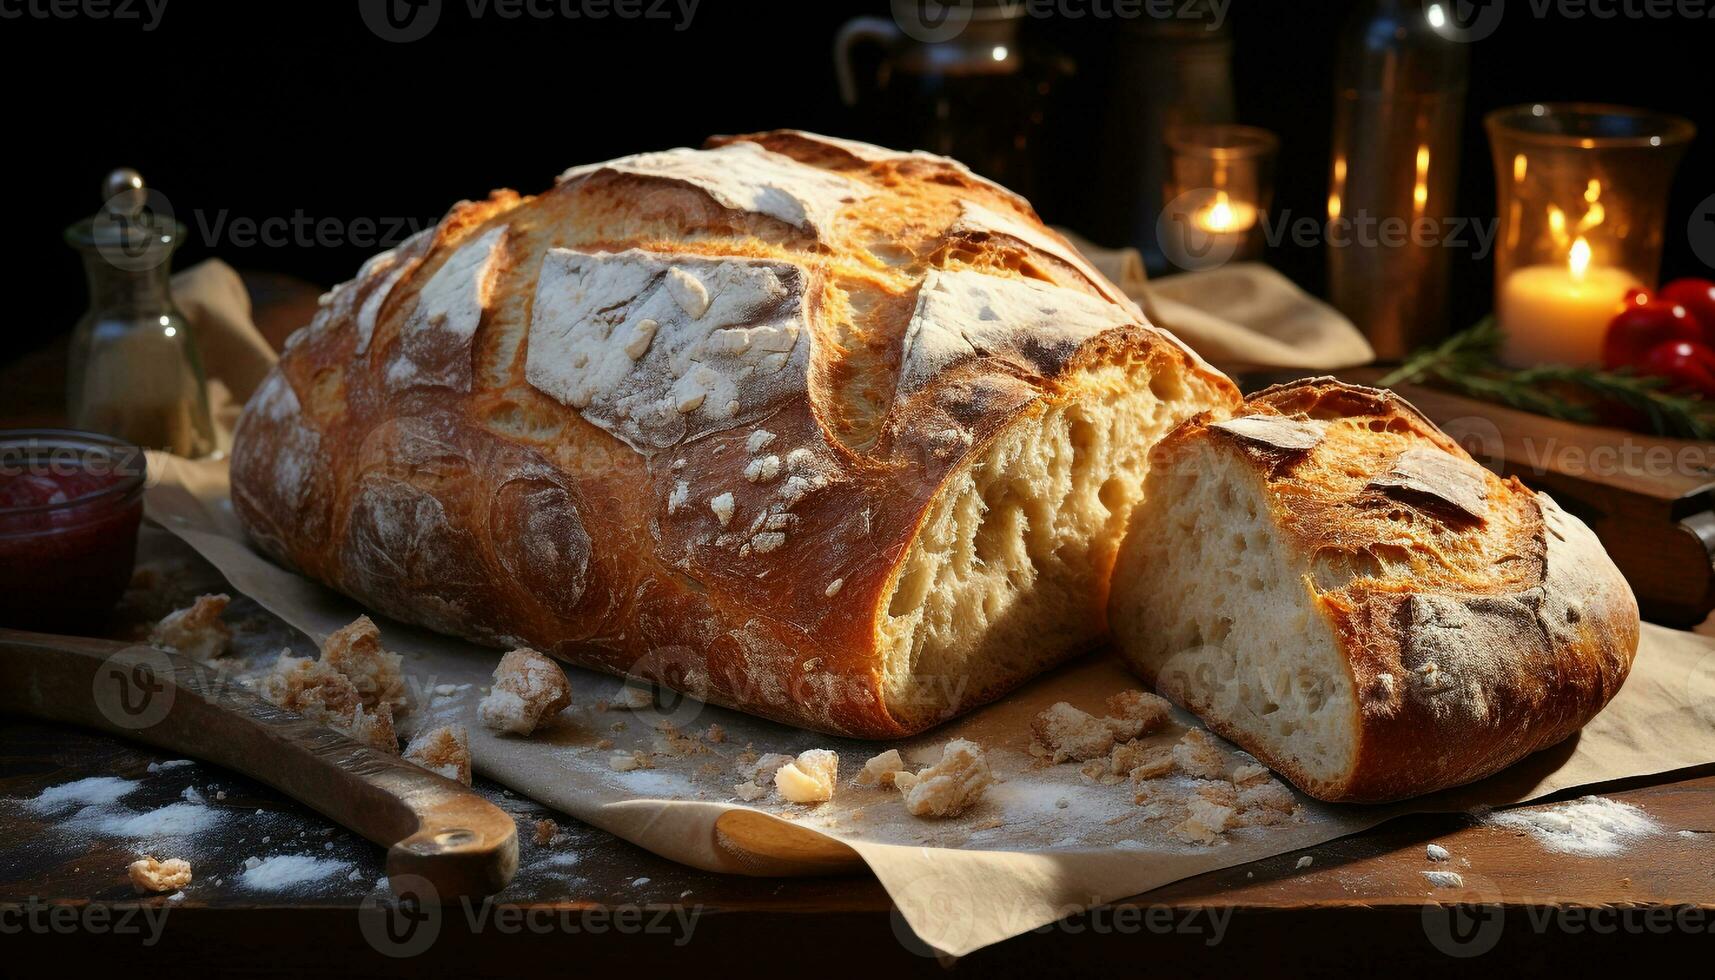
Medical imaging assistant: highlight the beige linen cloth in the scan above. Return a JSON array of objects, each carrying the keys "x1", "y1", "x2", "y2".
[
  {"x1": 151, "y1": 260, "x2": 1712, "y2": 959},
  {"x1": 1056, "y1": 230, "x2": 1376, "y2": 373}
]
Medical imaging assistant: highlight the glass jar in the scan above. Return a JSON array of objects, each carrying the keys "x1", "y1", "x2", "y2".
[
  {"x1": 1158, "y1": 124, "x2": 1278, "y2": 272},
  {"x1": 64, "y1": 170, "x2": 216, "y2": 457},
  {"x1": 1487, "y1": 103, "x2": 1695, "y2": 368},
  {"x1": 0, "y1": 429, "x2": 146, "y2": 630}
]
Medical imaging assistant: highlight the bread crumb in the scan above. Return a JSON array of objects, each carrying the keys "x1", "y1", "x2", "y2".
[
  {"x1": 1232, "y1": 763, "x2": 1272, "y2": 786},
  {"x1": 1172, "y1": 798, "x2": 1235, "y2": 845},
  {"x1": 1103, "y1": 690, "x2": 1173, "y2": 740},
  {"x1": 260, "y1": 652, "x2": 397, "y2": 753},
  {"x1": 1422, "y1": 870, "x2": 1464, "y2": 888},
  {"x1": 321, "y1": 616, "x2": 407, "y2": 714},
  {"x1": 1171, "y1": 729, "x2": 1227, "y2": 779},
  {"x1": 609, "y1": 751, "x2": 652, "y2": 772},
  {"x1": 128, "y1": 857, "x2": 192, "y2": 894},
  {"x1": 1426, "y1": 843, "x2": 1450, "y2": 862},
  {"x1": 1295, "y1": 855, "x2": 1313, "y2": 869},
  {"x1": 403, "y1": 725, "x2": 472, "y2": 785},
  {"x1": 1234, "y1": 778, "x2": 1300, "y2": 826},
  {"x1": 345, "y1": 703, "x2": 399, "y2": 753},
  {"x1": 746, "y1": 430, "x2": 776, "y2": 453},
  {"x1": 148, "y1": 594, "x2": 231, "y2": 661},
  {"x1": 477, "y1": 648, "x2": 572, "y2": 736},
  {"x1": 742, "y1": 752, "x2": 794, "y2": 785},
  {"x1": 533, "y1": 819, "x2": 558, "y2": 846},
  {"x1": 824, "y1": 578, "x2": 844, "y2": 597},
  {"x1": 856, "y1": 749, "x2": 907, "y2": 787},
  {"x1": 704, "y1": 724, "x2": 726, "y2": 743},
  {"x1": 899, "y1": 739, "x2": 991, "y2": 818},
  {"x1": 612, "y1": 685, "x2": 654, "y2": 710},
  {"x1": 595, "y1": 738, "x2": 615, "y2": 750},
  {"x1": 1030, "y1": 702, "x2": 1115, "y2": 763},
  {"x1": 1124, "y1": 743, "x2": 1178, "y2": 782},
  {"x1": 1193, "y1": 779, "x2": 1239, "y2": 808},
  {"x1": 733, "y1": 780, "x2": 767, "y2": 802},
  {"x1": 1078, "y1": 756, "x2": 1124, "y2": 785},
  {"x1": 775, "y1": 749, "x2": 838, "y2": 804}
]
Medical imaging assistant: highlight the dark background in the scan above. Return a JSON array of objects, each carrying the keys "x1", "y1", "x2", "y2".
[{"x1": 5, "y1": 0, "x2": 1713, "y2": 363}]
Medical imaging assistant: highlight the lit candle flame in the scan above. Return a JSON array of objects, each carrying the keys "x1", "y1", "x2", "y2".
[
  {"x1": 1569, "y1": 237, "x2": 1591, "y2": 279},
  {"x1": 1203, "y1": 192, "x2": 1235, "y2": 232}
]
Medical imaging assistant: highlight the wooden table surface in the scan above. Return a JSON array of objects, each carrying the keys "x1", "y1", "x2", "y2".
[{"x1": 5, "y1": 275, "x2": 1715, "y2": 975}]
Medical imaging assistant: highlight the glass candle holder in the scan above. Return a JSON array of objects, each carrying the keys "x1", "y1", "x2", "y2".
[
  {"x1": 1159, "y1": 124, "x2": 1277, "y2": 272},
  {"x1": 1487, "y1": 103, "x2": 1694, "y2": 368}
]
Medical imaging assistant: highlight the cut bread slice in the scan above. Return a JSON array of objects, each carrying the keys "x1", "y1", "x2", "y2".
[
  {"x1": 1108, "y1": 379, "x2": 1639, "y2": 802},
  {"x1": 878, "y1": 341, "x2": 1237, "y2": 731}
]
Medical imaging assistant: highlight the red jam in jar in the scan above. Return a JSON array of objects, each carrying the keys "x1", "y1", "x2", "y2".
[{"x1": 0, "y1": 430, "x2": 146, "y2": 631}]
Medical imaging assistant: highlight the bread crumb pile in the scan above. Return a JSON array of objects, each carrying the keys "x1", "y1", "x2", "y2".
[
  {"x1": 1028, "y1": 693, "x2": 1304, "y2": 845},
  {"x1": 259, "y1": 616, "x2": 405, "y2": 754}
]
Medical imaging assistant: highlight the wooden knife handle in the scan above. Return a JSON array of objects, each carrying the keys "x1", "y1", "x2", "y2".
[{"x1": 0, "y1": 628, "x2": 518, "y2": 898}]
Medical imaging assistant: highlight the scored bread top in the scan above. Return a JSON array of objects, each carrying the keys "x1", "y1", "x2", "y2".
[
  {"x1": 231, "y1": 130, "x2": 1233, "y2": 736},
  {"x1": 1169, "y1": 378, "x2": 1639, "y2": 801}
]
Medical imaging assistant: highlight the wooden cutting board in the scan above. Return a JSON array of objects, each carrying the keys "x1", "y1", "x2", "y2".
[{"x1": 1245, "y1": 369, "x2": 1715, "y2": 628}]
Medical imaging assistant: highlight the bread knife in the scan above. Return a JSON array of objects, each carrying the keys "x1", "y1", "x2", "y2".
[{"x1": 0, "y1": 627, "x2": 518, "y2": 898}]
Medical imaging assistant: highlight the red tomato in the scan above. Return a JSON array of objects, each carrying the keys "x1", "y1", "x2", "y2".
[
  {"x1": 1601, "y1": 299, "x2": 1700, "y2": 370},
  {"x1": 1661, "y1": 278, "x2": 1715, "y2": 340},
  {"x1": 1638, "y1": 340, "x2": 1715, "y2": 398}
]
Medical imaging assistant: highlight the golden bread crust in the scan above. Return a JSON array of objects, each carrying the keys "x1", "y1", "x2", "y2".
[
  {"x1": 232, "y1": 131, "x2": 1237, "y2": 737},
  {"x1": 1122, "y1": 378, "x2": 1639, "y2": 801}
]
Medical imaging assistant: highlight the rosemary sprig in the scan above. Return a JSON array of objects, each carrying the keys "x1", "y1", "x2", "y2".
[{"x1": 1378, "y1": 317, "x2": 1715, "y2": 440}]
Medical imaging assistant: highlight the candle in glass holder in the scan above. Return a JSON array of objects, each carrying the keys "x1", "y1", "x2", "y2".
[
  {"x1": 1487, "y1": 104, "x2": 1693, "y2": 367},
  {"x1": 1191, "y1": 190, "x2": 1258, "y2": 234},
  {"x1": 1499, "y1": 237, "x2": 1640, "y2": 367}
]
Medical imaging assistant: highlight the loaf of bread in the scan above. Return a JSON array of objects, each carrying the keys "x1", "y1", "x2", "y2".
[
  {"x1": 231, "y1": 130, "x2": 1240, "y2": 738},
  {"x1": 1109, "y1": 379, "x2": 1639, "y2": 802}
]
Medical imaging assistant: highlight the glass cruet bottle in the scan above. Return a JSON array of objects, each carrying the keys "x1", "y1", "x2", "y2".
[{"x1": 64, "y1": 168, "x2": 215, "y2": 458}]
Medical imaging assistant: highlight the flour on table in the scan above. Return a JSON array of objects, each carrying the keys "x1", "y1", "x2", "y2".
[
  {"x1": 23, "y1": 776, "x2": 140, "y2": 812},
  {"x1": 239, "y1": 855, "x2": 353, "y2": 892},
  {"x1": 1486, "y1": 796, "x2": 1662, "y2": 856}
]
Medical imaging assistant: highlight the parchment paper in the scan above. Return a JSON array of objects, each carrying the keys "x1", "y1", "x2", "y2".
[{"x1": 143, "y1": 452, "x2": 1715, "y2": 957}]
